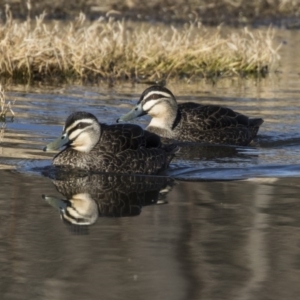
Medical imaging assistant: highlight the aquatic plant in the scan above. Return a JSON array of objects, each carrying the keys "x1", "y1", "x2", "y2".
[
  {"x1": 0, "y1": 85, "x2": 14, "y2": 121},
  {"x1": 0, "y1": 8, "x2": 280, "y2": 81},
  {"x1": 0, "y1": 122, "x2": 5, "y2": 144}
]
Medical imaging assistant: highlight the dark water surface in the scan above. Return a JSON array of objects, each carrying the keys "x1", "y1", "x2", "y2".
[{"x1": 1, "y1": 28, "x2": 300, "y2": 299}]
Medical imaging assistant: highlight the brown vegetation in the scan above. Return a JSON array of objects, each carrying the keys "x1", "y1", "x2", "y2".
[{"x1": 0, "y1": 9, "x2": 281, "y2": 82}]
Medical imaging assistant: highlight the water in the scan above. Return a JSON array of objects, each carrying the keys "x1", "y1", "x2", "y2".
[{"x1": 1, "y1": 28, "x2": 300, "y2": 299}]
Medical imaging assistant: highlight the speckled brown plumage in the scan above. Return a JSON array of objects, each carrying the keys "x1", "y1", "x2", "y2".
[
  {"x1": 48, "y1": 112, "x2": 177, "y2": 174},
  {"x1": 118, "y1": 85, "x2": 264, "y2": 146},
  {"x1": 148, "y1": 102, "x2": 263, "y2": 145}
]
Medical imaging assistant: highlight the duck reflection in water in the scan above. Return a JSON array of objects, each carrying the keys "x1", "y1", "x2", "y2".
[{"x1": 43, "y1": 173, "x2": 174, "y2": 230}]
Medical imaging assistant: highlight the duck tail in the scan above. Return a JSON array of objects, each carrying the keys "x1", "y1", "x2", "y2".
[
  {"x1": 163, "y1": 144, "x2": 180, "y2": 167},
  {"x1": 249, "y1": 118, "x2": 264, "y2": 138},
  {"x1": 250, "y1": 118, "x2": 264, "y2": 127},
  {"x1": 163, "y1": 143, "x2": 180, "y2": 154}
]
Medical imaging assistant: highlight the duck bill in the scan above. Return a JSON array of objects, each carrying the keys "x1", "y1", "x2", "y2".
[
  {"x1": 43, "y1": 133, "x2": 69, "y2": 152},
  {"x1": 42, "y1": 194, "x2": 67, "y2": 210},
  {"x1": 117, "y1": 103, "x2": 145, "y2": 122}
]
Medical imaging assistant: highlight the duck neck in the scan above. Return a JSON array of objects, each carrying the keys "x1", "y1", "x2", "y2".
[
  {"x1": 152, "y1": 108, "x2": 177, "y2": 127},
  {"x1": 147, "y1": 111, "x2": 180, "y2": 139}
]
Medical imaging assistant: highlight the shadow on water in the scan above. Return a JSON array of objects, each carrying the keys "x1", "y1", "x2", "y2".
[
  {"x1": 2, "y1": 169, "x2": 300, "y2": 300},
  {"x1": 42, "y1": 172, "x2": 174, "y2": 233}
]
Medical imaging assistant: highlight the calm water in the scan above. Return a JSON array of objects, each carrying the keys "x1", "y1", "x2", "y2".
[{"x1": 1, "y1": 28, "x2": 300, "y2": 300}]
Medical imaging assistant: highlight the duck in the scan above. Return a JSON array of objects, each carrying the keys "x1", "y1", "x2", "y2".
[
  {"x1": 117, "y1": 85, "x2": 264, "y2": 146},
  {"x1": 43, "y1": 111, "x2": 177, "y2": 175}
]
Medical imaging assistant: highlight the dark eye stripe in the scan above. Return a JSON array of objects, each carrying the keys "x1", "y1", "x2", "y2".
[
  {"x1": 145, "y1": 94, "x2": 161, "y2": 101},
  {"x1": 143, "y1": 93, "x2": 171, "y2": 103},
  {"x1": 138, "y1": 86, "x2": 174, "y2": 104},
  {"x1": 67, "y1": 122, "x2": 91, "y2": 135}
]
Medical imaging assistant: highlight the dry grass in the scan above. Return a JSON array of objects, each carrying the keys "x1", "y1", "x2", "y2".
[{"x1": 0, "y1": 9, "x2": 281, "y2": 81}]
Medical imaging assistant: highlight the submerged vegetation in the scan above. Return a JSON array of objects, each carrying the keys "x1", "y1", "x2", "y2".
[
  {"x1": 0, "y1": 84, "x2": 14, "y2": 121},
  {"x1": 0, "y1": 9, "x2": 280, "y2": 82}
]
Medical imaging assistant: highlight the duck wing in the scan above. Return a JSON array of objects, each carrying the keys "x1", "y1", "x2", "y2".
[
  {"x1": 100, "y1": 146, "x2": 176, "y2": 174},
  {"x1": 179, "y1": 103, "x2": 263, "y2": 130},
  {"x1": 98, "y1": 123, "x2": 162, "y2": 154}
]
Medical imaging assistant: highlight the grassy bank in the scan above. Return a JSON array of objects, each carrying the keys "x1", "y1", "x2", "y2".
[{"x1": 0, "y1": 11, "x2": 280, "y2": 82}]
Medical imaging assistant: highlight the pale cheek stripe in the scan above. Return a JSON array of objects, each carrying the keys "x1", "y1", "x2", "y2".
[
  {"x1": 68, "y1": 129, "x2": 81, "y2": 141},
  {"x1": 143, "y1": 99, "x2": 160, "y2": 111}
]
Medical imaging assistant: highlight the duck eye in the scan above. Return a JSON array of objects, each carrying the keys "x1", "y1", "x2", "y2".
[{"x1": 77, "y1": 123, "x2": 83, "y2": 129}]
